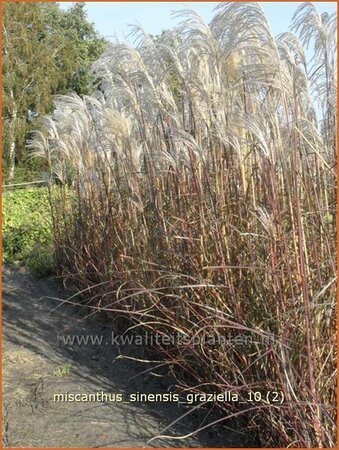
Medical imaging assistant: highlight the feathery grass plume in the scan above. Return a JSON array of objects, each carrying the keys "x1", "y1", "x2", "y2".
[{"x1": 29, "y1": 2, "x2": 336, "y2": 447}]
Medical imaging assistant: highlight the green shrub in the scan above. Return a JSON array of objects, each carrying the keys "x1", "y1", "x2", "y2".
[
  {"x1": 26, "y1": 243, "x2": 55, "y2": 277},
  {"x1": 2, "y1": 187, "x2": 54, "y2": 276}
]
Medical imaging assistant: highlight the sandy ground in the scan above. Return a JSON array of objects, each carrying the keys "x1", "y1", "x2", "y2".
[{"x1": 2, "y1": 266, "x2": 254, "y2": 448}]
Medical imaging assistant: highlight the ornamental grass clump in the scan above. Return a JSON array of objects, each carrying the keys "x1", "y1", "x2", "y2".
[{"x1": 28, "y1": 3, "x2": 336, "y2": 447}]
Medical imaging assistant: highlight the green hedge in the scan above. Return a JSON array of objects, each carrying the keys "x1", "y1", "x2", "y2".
[{"x1": 3, "y1": 187, "x2": 54, "y2": 276}]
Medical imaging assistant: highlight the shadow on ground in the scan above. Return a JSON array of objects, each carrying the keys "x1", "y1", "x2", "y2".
[{"x1": 2, "y1": 266, "x2": 256, "y2": 448}]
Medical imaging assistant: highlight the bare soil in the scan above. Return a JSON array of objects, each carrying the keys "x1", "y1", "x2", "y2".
[{"x1": 2, "y1": 266, "x2": 254, "y2": 448}]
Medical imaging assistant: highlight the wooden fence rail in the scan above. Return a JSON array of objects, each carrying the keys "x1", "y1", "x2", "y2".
[{"x1": 2, "y1": 180, "x2": 47, "y2": 190}]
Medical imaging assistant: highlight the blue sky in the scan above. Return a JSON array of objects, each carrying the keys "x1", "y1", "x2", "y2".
[{"x1": 60, "y1": 2, "x2": 337, "y2": 41}]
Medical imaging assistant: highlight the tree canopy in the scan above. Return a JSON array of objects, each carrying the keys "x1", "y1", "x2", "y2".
[{"x1": 2, "y1": 2, "x2": 107, "y2": 181}]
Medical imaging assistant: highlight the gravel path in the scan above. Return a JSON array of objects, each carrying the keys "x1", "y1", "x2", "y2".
[{"x1": 2, "y1": 267, "x2": 252, "y2": 448}]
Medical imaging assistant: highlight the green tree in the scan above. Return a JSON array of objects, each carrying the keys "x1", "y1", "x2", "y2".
[
  {"x1": 3, "y1": 3, "x2": 57, "y2": 180},
  {"x1": 41, "y1": 2, "x2": 107, "y2": 96},
  {"x1": 2, "y1": 2, "x2": 107, "y2": 181}
]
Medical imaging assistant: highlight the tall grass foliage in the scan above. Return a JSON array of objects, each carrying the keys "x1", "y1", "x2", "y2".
[{"x1": 28, "y1": 3, "x2": 336, "y2": 446}]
